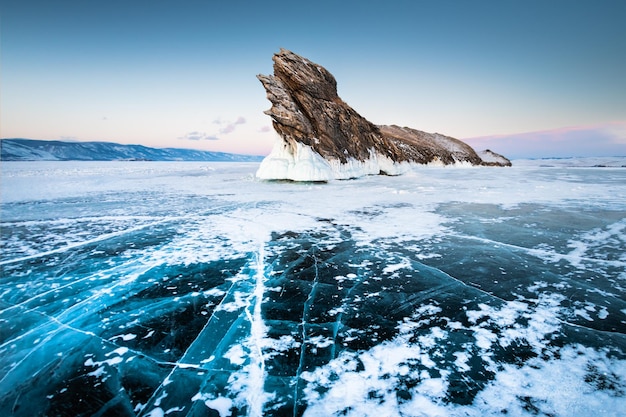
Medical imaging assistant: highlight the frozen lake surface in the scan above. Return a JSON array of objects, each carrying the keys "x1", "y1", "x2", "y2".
[{"x1": 1, "y1": 160, "x2": 625, "y2": 416}]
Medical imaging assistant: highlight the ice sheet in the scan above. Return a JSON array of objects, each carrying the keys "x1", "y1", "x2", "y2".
[{"x1": 1, "y1": 160, "x2": 625, "y2": 416}]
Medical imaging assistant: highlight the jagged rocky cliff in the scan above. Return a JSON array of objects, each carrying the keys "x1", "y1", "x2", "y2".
[{"x1": 257, "y1": 49, "x2": 510, "y2": 181}]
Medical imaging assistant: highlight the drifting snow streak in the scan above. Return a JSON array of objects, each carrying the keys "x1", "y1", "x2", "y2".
[
  {"x1": 0, "y1": 217, "x2": 177, "y2": 266},
  {"x1": 564, "y1": 219, "x2": 626, "y2": 267}
]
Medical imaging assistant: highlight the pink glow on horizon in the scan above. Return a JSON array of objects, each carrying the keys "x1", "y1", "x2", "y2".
[{"x1": 463, "y1": 121, "x2": 626, "y2": 159}]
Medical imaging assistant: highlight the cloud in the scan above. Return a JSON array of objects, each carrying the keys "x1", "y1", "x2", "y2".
[
  {"x1": 213, "y1": 116, "x2": 246, "y2": 135},
  {"x1": 180, "y1": 116, "x2": 247, "y2": 142},
  {"x1": 464, "y1": 122, "x2": 626, "y2": 159},
  {"x1": 179, "y1": 131, "x2": 219, "y2": 141},
  {"x1": 258, "y1": 126, "x2": 272, "y2": 133}
]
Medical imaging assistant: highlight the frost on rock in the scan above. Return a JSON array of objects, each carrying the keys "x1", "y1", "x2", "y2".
[
  {"x1": 256, "y1": 139, "x2": 334, "y2": 182},
  {"x1": 256, "y1": 138, "x2": 415, "y2": 181}
]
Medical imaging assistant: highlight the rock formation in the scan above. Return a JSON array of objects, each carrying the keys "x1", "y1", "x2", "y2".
[
  {"x1": 476, "y1": 149, "x2": 513, "y2": 166},
  {"x1": 257, "y1": 49, "x2": 510, "y2": 181}
]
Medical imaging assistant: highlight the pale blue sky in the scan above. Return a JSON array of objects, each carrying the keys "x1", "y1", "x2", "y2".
[{"x1": 2, "y1": 0, "x2": 625, "y2": 157}]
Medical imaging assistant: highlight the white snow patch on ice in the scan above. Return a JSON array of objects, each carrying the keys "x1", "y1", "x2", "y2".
[
  {"x1": 204, "y1": 397, "x2": 233, "y2": 417},
  {"x1": 144, "y1": 407, "x2": 164, "y2": 417},
  {"x1": 224, "y1": 344, "x2": 247, "y2": 366},
  {"x1": 471, "y1": 345, "x2": 626, "y2": 417},
  {"x1": 110, "y1": 333, "x2": 137, "y2": 341},
  {"x1": 382, "y1": 259, "x2": 412, "y2": 274},
  {"x1": 107, "y1": 347, "x2": 129, "y2": 356}
]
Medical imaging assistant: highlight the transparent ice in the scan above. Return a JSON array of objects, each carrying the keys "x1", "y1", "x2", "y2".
[{"x1": 1, "y1": 159, "x2": 625, "y2": 416}]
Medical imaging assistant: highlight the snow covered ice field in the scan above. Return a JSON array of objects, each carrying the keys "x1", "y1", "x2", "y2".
[{"x1": 1, "y1": 159, "x2": 625, "y2": 417}]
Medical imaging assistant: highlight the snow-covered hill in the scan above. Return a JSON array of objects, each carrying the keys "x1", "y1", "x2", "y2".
[{"x1": 0, "y1": 139, "x2": 264, "y2": 162}]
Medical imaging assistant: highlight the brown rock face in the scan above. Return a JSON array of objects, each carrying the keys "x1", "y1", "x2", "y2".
[
  {"x1": 257, "y1": 49, "x2": 509, "y2": 180},
  {"x1": 257, "y1": 49, "x2": 387, "y2": 164}
]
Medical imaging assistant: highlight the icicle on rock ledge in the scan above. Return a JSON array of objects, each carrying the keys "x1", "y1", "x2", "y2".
[{"x1": 256, "y1": 49, "x2": 511, "y2": 181}]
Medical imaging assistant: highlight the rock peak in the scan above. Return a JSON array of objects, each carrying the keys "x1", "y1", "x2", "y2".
[
  {"x1": 270, "y1": 48, "x2": 339, "y2": 102},
  {"x1": 257, "y1": 49, "x2": 510, "y2": 181}
]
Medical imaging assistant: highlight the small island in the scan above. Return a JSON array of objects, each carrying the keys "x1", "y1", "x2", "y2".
[{"x1": 257, "y1": 49, "x2": 510, "y2": 181}]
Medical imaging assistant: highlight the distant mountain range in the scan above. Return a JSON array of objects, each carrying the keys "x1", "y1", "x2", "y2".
[{"x1": 0, "y1": 139, "x2": 264, "y2": 162}]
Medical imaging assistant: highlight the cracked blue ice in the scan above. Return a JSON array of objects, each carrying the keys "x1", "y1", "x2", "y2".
[{"x1": 1, "y1": 159, "x2": 625, "y2": 417}]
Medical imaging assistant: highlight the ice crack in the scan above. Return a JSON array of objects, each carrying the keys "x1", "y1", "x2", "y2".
[
  {"x1": 293, "y1": 246, "x2": 321, "y2": 415},
  {"x1": 0, "y1": 304, "x2": 179, "y2": 388},
  {"x1": 0, "y1": 217, "x2": 177, "y2": 266},
  {"x1": 242, "y1": 243, "x2": 269, "y2": 417},
  {"x1": 451, "y1": 233, "x2": 626, "y2": 268},
  {"x1": 427, "y1": 261, "x2": 626, "y2": 337}
]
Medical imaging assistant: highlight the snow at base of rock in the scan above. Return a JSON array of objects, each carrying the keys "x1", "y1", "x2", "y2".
[
  {"x1": 256, "y1": 138, "x2": 476, "y2": 181},
  {"x1": 255, "y1": 139, "x2": 335, "y2": 181}
]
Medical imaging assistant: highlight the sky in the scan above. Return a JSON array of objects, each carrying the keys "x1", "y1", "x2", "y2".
[{"x1": 1, "y1": 0, "x2": 625, "y2": 158}]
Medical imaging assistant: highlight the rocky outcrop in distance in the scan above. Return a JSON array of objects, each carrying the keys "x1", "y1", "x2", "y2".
[
  {"x1": 477, "y1": 149, "x2": 513, "y2": 166},
  {"x1": 257, "y1": 49, "x2": 511, "y2": 181}
]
